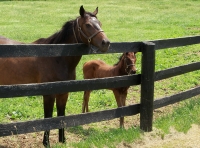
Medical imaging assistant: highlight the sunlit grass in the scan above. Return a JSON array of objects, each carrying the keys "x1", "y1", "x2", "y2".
[{"x1": 0, "y1": 0, "x2": 199, "y2": 147}]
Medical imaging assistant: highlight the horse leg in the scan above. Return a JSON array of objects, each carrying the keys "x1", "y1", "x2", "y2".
[
  {"x1": 43, "y1": 95, "x2": 55, "y2": 147},
  {"x1": 82, "y1": 91, "x2": 91, "y2": 113},
  {"x1": 119, "y1": 90, "x2": 127, "y2": 128},
  {"x1": 56, "y1": 93, "x2": 68, "y2": 143},
  {"x1": 113, "y1": 89, "x2": 127, "y2": 128},
  {"x1": 121, "y1": 90, "x2": 127, "y2": 107}
]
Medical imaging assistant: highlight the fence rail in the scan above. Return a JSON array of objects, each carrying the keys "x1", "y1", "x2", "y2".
[
  {"x1": 154, "y1": 86, "x2": 200, "y2": 109},
  {"x1": 0, "y1": 75, "x2": 141, "y2": 98},
  {"x1": 1, "y1": 35, "x2": 200, "y2": 58},
  {"x1": 155, "y1": 62, "x2": 200, "y2": 81},
  {"x1": 0, "y1": 104, "x2": 140, "y2": 136},
  {"x1": 0, "y1": 35, "x2": 200, "y2": 138}
]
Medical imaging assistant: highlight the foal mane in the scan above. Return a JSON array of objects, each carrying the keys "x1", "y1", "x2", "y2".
[{"x1": 114, "y1": 53, "x2": 124, "y2": 66}]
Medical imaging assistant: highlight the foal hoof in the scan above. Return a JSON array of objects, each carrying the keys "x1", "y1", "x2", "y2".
[
  {"x1": 59, "y1": 137, "x2": 66, "y2": 143},
  {"x1": 43, "y1": 140, "x2": 50, "y2": 148}
]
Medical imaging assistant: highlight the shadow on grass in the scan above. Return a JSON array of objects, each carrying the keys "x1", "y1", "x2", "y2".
[{"x1": 66, "y1": 126, "x2": 100, "y2": 138}]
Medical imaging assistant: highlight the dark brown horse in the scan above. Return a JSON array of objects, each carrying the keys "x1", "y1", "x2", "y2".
[
  {"x1": 82, "y1": 52, "x2": 136, "y2": 128},
  {"x1": 0, "y1": 6, "x2": 110, "y2": 147}
]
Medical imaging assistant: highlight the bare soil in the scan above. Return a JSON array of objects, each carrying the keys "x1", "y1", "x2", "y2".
[{"x1": 133, "y1": 124, "x2": 200, "y2": 148}]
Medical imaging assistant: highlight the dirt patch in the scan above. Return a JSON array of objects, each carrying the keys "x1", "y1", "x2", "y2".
[{"x1": 132, "y1": 124, "x2": 200, "y2": 148}]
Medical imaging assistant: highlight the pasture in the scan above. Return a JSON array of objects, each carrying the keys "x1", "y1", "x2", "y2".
[{"x1": 0, "y1": 0, "x2": 200, "y2": 147}]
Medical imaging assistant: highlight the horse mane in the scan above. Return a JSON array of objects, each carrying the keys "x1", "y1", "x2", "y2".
[
  {"x1": 33, "y1": 19, "x2": 74, "y2": 44},
  {"x1": 33, "y1": 12, "x2": 97, "y2": 44}
]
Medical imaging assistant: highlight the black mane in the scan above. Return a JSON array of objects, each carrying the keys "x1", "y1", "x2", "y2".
[{"x1": 33, "y1": 11, "x2": 97, "y2": 44}]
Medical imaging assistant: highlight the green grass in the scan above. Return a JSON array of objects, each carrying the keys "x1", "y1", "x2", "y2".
[
  {"x1": 154, "y1": 96, "x2": 200, "y2": 134},
  {"x1": 64, "y1": 126, "x2": 141, "y2": 148},
  {"x1": 0, "y1": 0, "x2": 200, "y2": 147}
]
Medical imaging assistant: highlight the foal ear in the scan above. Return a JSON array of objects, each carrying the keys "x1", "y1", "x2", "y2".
[
  {"x1": 93, "y1": 7, "x2": 98, "y2": 16},
  {"x1": 79, "y1": 5, "x2": 85, "y2": 17}
]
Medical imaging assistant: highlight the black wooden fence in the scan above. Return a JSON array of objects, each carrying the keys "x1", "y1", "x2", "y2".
[{"x1": 0, "y1": 35, "x2": 200, "y2": 137}]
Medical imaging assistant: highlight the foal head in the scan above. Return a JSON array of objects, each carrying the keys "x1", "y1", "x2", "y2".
[
  {"x1": 122, "y1": 52, "x2": 137, "y2": 75},
  {"x1": 77, "y1": 6, "x2": 110, "y2": 52}
]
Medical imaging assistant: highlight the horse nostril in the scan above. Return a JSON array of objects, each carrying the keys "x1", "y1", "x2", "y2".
[
  {"x1": 131, "y1": 71, "x2": 136, "y2": 74},
  {"x1": 102, "y1": 39, "x2": 110, "y2": 46},
  {"x1": 102, "y1": 39, "x2": 106, "y2": 45}
]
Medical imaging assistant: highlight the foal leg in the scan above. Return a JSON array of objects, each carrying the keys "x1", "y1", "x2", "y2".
[
  {"x1": 82, "y1": 91, "x2": 91, "y2": 113},
  {"x1": 113, "y1": 89, "x2": 127, "y2": 128},
  {"x1": 119, "y1": 90, "x2": 127, "y2": 128},
  {"x1": 56, "y1": 93, "x2": 68, "y2": 143},
  {"x1": 43, "y1": 95, "x2": 55, "y2": 147}
]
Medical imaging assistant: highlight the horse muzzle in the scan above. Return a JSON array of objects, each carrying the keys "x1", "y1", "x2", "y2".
[
  {"x1": 129, "y1": 70, "x2": 136, "y2": 75},
  {"x1": 99, "y1": 39, "x2": 110, "y2": 52}
]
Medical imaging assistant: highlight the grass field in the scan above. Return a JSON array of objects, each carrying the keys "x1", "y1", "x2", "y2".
[{"x1": 0, "y1": 0, "x2": 200, "y2": 147}]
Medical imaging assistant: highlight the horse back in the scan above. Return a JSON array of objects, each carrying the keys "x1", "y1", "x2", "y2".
[
  {"x1": 0, "y1": 36, "x2": 23, "y2": 44},
  {"x1": 83, "y1": 60, "x2": 115, "y2": 79}
]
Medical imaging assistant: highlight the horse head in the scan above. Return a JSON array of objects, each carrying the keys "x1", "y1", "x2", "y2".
[{"x1": 76, "y1": 6, "x2": 110, "y2": 52}]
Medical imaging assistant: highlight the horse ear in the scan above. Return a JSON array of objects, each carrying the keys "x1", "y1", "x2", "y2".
[
  {"x1": 93, "y1": 7, "x2": 98, "y2": 16},
  {"x1": 79, "y1": 5, "x2": 85, "y2": 17}
]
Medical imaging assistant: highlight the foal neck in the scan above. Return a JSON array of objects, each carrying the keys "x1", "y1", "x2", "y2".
[{"x1": 114, "y1": 57, "x2": 127, "y2": 75}]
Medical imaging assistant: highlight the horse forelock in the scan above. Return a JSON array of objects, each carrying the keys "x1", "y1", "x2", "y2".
[{"x1": 85, "y1": 11, "x2": 97, "y2": 18}]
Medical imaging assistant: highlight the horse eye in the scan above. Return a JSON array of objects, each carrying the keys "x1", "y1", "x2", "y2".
[{"x1": 85, "y1": 23, "x2": 91, "y2": 28}]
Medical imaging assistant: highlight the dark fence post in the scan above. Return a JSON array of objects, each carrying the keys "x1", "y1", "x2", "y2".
[{"x1": 140, "y1": 41, "x2": 155, "y2": 132}]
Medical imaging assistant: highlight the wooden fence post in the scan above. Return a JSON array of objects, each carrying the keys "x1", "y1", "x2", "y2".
[{"x1": 140, "y1": 41, "x2": 155, "y2": 131}]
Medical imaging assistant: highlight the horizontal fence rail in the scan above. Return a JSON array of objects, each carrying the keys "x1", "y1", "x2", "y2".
[
  {"x1": 155, "y1": 62, "x2": 200, "y2": 81},
  {"x1": 154, "y1": 86, "x2": 200, "y2": 109},
  {"x1": 0, "y1": 75, "x2": 140, "y2": 98},
  {"x1": 0, "y1": 104, "x2": 140, "y2": 136},
  {"x1": 0, "y1": 42, "x2": 142, "y2": 57},
  {"x1": 151, "y1": 35, "x2": 200, "y2": 50},
  {"x1": 1, "y1": 35, "x2": 200, "y2": 57}
]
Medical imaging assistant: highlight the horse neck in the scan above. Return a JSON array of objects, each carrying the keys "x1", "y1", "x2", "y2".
[
  {"x1": 33, "y1": 19, "x2": 77, "y2": 44},
  {"x1": 34, "y1": 32, "x2": 74, "y2": 44},
  {"x1": 33, "y1": 20, "x2": 83, "y2": 70}
]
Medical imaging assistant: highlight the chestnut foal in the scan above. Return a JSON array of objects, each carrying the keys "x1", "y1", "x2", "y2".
[{"x1": 82, "y1": 52, "x2": 137, "y2": 128}]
